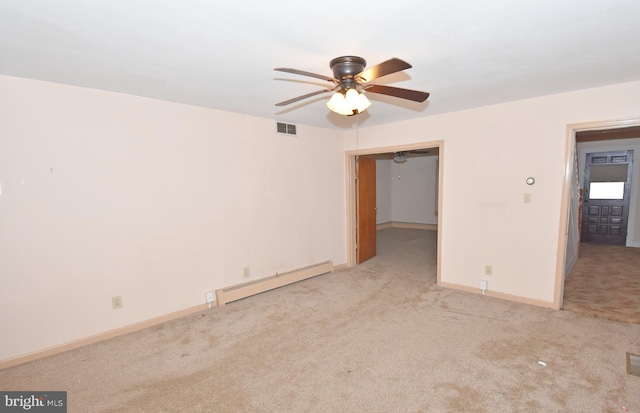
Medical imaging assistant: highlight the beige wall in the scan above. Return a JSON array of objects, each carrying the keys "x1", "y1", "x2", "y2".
[
  {"x1": 376, "y1": 157, "x2": 439, "y2": 225},
  {"x1": 346, "y1": 81, "x2": 640, "y2": 304},
  {"x1": 3, "y1": 74, "x2": 640, "y2": 363},
  {"x1": 0, "y1": 75, "x2": 346, "y2": 362},
  {"x1": 391, "y1": 156, "x2": 438, "y2": 224}
]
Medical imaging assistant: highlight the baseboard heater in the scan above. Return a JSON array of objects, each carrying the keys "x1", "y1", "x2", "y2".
[{"x1": 215, "y1": 260, "x2": 334, "y2": 306}]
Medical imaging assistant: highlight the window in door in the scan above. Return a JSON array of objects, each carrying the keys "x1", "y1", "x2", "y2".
[{"x1": 588, "y1": 164, "x2": 628, "y2": 199}]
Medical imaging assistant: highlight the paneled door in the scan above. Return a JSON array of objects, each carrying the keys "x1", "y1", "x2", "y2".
[{"x1": 581, "y1": 150, "x2": 633, "y2": 245}]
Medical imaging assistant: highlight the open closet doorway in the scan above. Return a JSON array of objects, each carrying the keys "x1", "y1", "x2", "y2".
[
  {"x1": 559, "y1": 122, "x2": 640, "y2": 324},
  {"x1": 345, "y1": 141, "x2": 444, "y2": 285}
]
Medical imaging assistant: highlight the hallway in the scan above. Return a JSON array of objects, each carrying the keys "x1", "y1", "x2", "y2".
[{"x1": 563, "y1": 242, "x2": 640, "y2": 324}]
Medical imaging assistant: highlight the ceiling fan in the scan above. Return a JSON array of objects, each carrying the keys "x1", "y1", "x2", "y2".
[
  {"x1": 393, "y1": 149, "x2": 432, "y2": 163},
  {"x1": 274, "y1": 56, "x2": 430, "y2": 116}
]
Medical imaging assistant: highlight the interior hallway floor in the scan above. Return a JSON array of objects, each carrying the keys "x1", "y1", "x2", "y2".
[{"x1": 563, "y1": 242, "x2": 640, "y2": 325}]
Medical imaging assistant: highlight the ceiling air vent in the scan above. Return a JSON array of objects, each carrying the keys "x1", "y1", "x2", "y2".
[{"x1": 276, "y1": 122, "x2": 297, "y2": 136}]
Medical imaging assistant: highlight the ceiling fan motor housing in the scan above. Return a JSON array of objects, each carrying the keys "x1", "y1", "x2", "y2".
[{"x1": 330, "y1": 56, "x2": 366, "y2": 90}]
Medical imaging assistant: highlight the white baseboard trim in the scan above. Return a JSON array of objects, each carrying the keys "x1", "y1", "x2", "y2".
[
  {"x1": 376, "y1": 222, "x2": 393, "y2": 230},
  {"x1": 333, "y1": 262, "x2": 348, "y2": 271},
  {"x1": 0, "y1": 303, "x2": 210, "y2": 370},
  {"x1": 377, "y1": 221, "x2": 437, "y2": 231},
  {"x1": 438, "y1": 281, "x2": 557, "y2": 309},
  {"x1": 2, "y1": 260, "x2": 338, "y2": 370}
]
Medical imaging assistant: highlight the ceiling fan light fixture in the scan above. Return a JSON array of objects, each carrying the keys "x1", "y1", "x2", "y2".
[
  {"x1": 345, "y1": 88, "x2": 360, "y2": 106},
  {"x1": 327, "y1": 88, "x2": 371, "y2": 116},
  {"x1": 327, "y1": 92, "x2": 351, "y2": 115},
  {"x1": 357, "y1": 92, "x2": 372, "y2": 112},
  {"x1": 393, "y1": 152, "x2": 408, "y2": 163}
]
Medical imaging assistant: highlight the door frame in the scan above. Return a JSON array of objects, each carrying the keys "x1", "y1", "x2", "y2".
[
  {"x1": 555, "y1": 117, "x2": 640, "y2": 309},
  {"x1": 345, "y1": 140, "x2": 444, "y2": 283}
]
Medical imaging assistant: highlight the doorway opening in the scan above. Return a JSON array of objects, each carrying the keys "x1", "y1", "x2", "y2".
[
  {"x1": 345, "y1": 141, "x2": 444, "y2": 285},
  {"x1": 558, "y1": 122, "x2": 640, "y2": 323}
]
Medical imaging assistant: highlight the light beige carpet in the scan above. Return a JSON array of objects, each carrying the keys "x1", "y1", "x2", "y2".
[{"x1": 1, "y1": 228, "x2": 639, "y2": 412}]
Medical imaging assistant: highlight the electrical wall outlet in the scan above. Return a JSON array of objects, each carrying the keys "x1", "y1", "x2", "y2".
[
  {"x1": 205, "y1": 291, "x2": 215, "y2": 303},
  {"x1": 480, "y1": 280, "x2": 488, "y2": 291},
  {"x1": 484, "y1": 265, "x2": 493, "y2": 276},
  {"x1": 112, "y1": 295, "x2": 122, "y2": 309},
  {"x1": 243, "y1": 266, "x2": 250, "y2": 278}
]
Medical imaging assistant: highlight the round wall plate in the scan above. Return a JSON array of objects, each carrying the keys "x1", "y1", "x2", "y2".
[{"x1": 526, "y1": 177, "x2": 535, "y2": 185}]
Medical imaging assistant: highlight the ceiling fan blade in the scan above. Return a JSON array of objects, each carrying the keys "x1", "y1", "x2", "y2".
[
  {"x1": 356, "y1": 58, "x2": 412, "y2": 83},
  {"x1": 366, "y1": 84, "x2": 430, "y2": 102},
  {"x1": 275, "y1": 89, "x2": 333, "y2": 106},
  {"x1": 274, "y1": 68, "x2": 337, "y2": 83}
]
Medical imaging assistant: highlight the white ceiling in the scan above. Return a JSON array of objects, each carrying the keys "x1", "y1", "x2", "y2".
[{"x1": 2, "y1": 0, "x2": 640, "y2": 130}]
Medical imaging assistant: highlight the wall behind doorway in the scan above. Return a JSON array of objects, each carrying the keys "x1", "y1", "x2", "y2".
[
  {"x1": 376, "y1": 159, "x2": 392, "y2": 224},
  {"x1": 376, "y1": 156, "x2": 438, "y2": 226}
]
